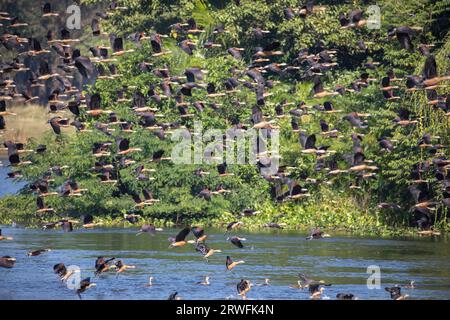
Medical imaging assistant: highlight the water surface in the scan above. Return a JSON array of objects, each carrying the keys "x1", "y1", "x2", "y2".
[{"x1": 0, "y1": 226, "x2": 449, "y2": 300}]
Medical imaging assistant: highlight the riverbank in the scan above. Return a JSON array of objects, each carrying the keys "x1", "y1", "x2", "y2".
[{"x1": 0, "y1": 193, "x2": 447, "y2": 237}]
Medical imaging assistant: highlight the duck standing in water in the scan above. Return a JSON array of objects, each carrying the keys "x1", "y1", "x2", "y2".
[
  {"x1": 0, "y1": 256, "x2": 16, "y2": 268},
  {"x1": 237, "y1": 279, "x2": 252, "y2": 300}
]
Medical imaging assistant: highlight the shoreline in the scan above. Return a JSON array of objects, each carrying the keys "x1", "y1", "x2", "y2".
[{"x1": 1, "y1": 216, "x2": 447, "y2": 239}]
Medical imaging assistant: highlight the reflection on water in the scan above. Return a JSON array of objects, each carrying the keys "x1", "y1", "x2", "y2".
[{"x1": 0, "y1": 226, "x2": 449, "y2": 300}]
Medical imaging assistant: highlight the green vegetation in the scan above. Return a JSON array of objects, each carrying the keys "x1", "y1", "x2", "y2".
[{"x1": 0, "y1": 0, "x2": 449, "y2": 235}]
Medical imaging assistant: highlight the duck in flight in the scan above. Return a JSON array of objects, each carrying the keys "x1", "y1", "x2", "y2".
[
  {"x1": 95, "y1": 257, "x2": 116, "y2": 276},
  {"x1": 227, "y1": 236, "x2": 246, "y2": 248},
  {"x1": 224, "y1": 221, "x2": 243, "y2": 234},
  {"x1": 195, "y1": 242, "x2": 222, "y2": 261},
  {"x1": 115, "y1": 260, "x2": 136, "y2": 276},
  {"x1": 53, "y1": 263, "x2": 75, "y2": 282},
  {"x1": 77, "y1": 278, "x2": 96, "y2": 300},
  {"x1": 168, "y1": 227, "x2": 196, "y2": 248},
  {"x1": 226, "y1": 256, "x2": 245, "y2": 271},
  {"x1": 136, "y1": 224, "x2": 163, "y2": 236}
]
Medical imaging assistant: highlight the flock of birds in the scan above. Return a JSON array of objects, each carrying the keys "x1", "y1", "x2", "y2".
[
  {"x1": 0, "y1": 224, "x2": 415, "y2": 300},
  {"x1": 0, "y1": 0, "x2": 448, "y2": 300}
]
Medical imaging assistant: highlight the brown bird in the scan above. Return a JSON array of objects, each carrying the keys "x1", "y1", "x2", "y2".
[
  {"x1": 0, "y1": 256, "x2": 16, "y2": 268},
  {"x1": 385, "y1": 286, "x2": 409, "y2": 300},
  {"x1": 237, "y1": 279, "x2": 252, "y2": 300},
  {"x1": 168, "y1": 227, "x2": 195, "y2": 248},
  {"x1": 77, "y1": 278, "x2": 96, "y2": 299},
  {"x1": 27, "y1": 249, "x2": 51, "y2": 256},
  {"x1": 115, "y1": 260, "x2": 136, "y2": 276},
  {"x1": 226, "y1": 256, "x2": 245, "y2": 271},
  {"x1": 36, "y1": 196, "x2": 54, "y2": 214}
]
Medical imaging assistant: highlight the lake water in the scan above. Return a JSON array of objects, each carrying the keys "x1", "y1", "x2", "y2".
[{"x1": 0, "y1": 226, "x2": 449, "y2": 300}]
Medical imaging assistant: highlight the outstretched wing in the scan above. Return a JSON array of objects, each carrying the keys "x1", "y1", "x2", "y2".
[{"x1": 175, "y1": 227, "x2": 191, "y2": 242}]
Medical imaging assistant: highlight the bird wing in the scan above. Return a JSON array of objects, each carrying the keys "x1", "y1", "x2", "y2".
[
  {"x1": 191, "y1": 227, "x2": 204, "y2": 239},
  {"x1": 305, "y1": 134, "x2": 316, "y2": 149},
  {"x1": 175, "y1": 227, "x2": 191, "y2": 242}
]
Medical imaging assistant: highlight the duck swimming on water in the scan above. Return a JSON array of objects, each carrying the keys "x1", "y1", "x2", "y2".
[
  {"x1": 256, "y1": 278, "x2": 270, "y2": 286},
  {"x1": 197, "y1": 276, "x2": 210, "y2": 285},
  {"x1": 27, "y1": 249, "x2": 51, "y2": 256},
  {"x1": 168, "y1": 227, "x2": 196, "y2": 248},
  {"x1": 145, "y1": 276, "x2": 154, "y2": 287},
  {"x1": 0, "y1": 256, "x2": 16, "y2": 268},
  {"x1": 306, "y1": 228, "x2": 331, "y2": 240},
  {"x1": 385, "y1": 286, "x2": 409, "y2": 300},
  {"x1": 336, "y1": 293, "x2": 356, "y2": 300},
  {"x1": 94, "y1": 257, "x2": 116, "y2": 276}
]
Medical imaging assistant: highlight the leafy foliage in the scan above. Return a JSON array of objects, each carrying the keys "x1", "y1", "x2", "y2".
[{"x1": 1, "y1": 0, "x2": 449, "y2": 234}]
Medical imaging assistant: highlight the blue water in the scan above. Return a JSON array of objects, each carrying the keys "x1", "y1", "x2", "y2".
[{"x1": 0, "y1": 226, "x2": 449, "y2": 300}]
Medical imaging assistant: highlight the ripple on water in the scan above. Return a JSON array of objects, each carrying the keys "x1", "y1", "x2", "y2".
[{"x1": 1, "y1": 226, "x2": 449, "y2": 300}]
